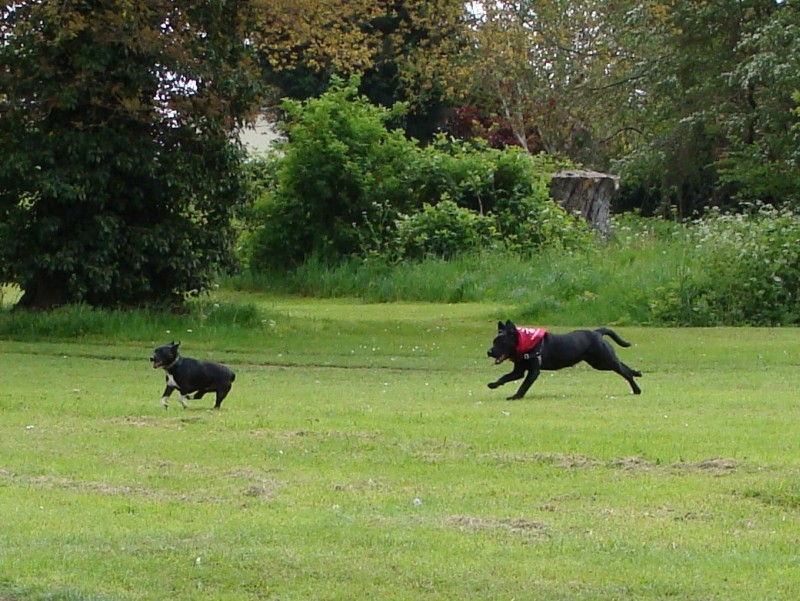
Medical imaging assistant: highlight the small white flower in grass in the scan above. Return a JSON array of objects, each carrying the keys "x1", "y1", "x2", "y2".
[
  {"x1": 413, "y1": 497, "x2": 422, "y2": 506},
  {"x1": 26, "y1": 425, "x2": 35, "y2": 430},
  {"x1": 187, "y1": 329, "x2": 193, "y2": 333},
  {"x1": 195, "y1": 557, "x2": 202, "y2": 566},
  {"x1": 166, "y1": 330, "x2": 171, "y2": 334}
]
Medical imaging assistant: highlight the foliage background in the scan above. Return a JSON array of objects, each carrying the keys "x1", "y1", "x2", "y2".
[
  {"x1": 0, "y1": 0, "x2": 262, "y2": 308},
  {"x1": 2, "y1": 0, "x2": 800, "y2": 316}
]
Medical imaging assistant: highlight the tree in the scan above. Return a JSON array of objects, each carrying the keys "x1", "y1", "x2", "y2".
[
  {"x1": 615, "y1": 0, "x2": 800, "y2": 216},
  {"x1": 449, "y1": 0, "x2": 641, "y2": 164},
  {"x1": 0, "y1": 0, "x2": 262, "y2": 309},
  {"x1": 250, "y1": 0, "x2": 468, "y2": 141}
]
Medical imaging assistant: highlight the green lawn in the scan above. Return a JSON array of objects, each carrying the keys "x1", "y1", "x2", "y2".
[{"x1": 1, "y1": 298, "x2": 799, "y2": 600}]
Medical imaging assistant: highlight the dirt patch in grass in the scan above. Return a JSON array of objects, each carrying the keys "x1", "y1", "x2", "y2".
[
  {"x1": 4, "y1": 471, "x2": 247, "y2": 504},
  {"x1": 111, "y1": 415, "x2": 206, "y2": 429},
  {"x1": 17, "y1": 474, "x2": 161, "y2": 499},
  {"x1": 333, "y1": 477, "x2": 386, "y2": 492},
  {"x1": 487, "y1": 452, "x2": 602, "y2": 468},
  {"x1": 444, "y1": 515, "x2": 550, "y2": 541},
  {"x1": 251, "y1": 428, "x2": 379, "y2": 442},
  {"x1": 671, "y1": 457, "x2": 737, "y2": 475},
  {"x1": 243, "y1": 483, "x2": 279, "y2": 499},
  {"x1": 486, "y1": 452, "x2": 738, "y2": 475},
  {"x1": 610, "y1": 456, "x2": 658, "y2": 470}
]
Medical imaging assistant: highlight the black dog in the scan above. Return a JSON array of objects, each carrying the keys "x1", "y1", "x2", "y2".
[
  {"x1": 487, "y1": 320, "x2": 642, "y2": 399},
  {"x1": 150, "y1": 342, "x2": 235, "y2": 410}
]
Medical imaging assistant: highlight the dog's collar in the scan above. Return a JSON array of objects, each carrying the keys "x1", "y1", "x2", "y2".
[
  {"x1": 521, "y1": 351, "x2": 543, "y2": 365},
  {"x1": 162, "y1": 356, "x2": 180, "y2": 370}
]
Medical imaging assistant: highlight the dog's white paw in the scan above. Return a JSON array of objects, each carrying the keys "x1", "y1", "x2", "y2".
[
  {"x1": 161, "y1": 397, "x2": 169, "y2": 409},
  {"x1": 179, "y1": 396, "x2": 188, "y2": 409}
]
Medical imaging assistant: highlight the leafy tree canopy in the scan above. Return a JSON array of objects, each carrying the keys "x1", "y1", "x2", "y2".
[
  {"x1": 0, "y1": 0, "x2": 263, "y2": 309},
  {"x1": 250, "y1": 0, "x2": 469, "y2": 141}
]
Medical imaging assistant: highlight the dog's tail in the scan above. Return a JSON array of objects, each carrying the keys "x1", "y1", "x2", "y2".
[{"x1": 595, "y1": 327, "x2": 632, "y2": 347}]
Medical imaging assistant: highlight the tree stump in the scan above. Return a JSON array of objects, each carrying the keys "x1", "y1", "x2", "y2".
[{"x1": 549, "y1": 169, "x2": 618, "y2": 238}]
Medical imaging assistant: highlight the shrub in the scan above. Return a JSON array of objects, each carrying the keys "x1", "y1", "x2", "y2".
[
  {"x1": 492, "y1": 194, "x2": 594, "y2": 253},
  {"x1": 393, "y1": 200, "x2": 496, "y2": 260},
  {"x1": 649, "y1": 205, "x2": 800, "y2": 325},
  {"x1": 406, "y1": 137, "x2": 567, "y2": 213},
  {"x1": 400, "y1": 138, "x2": 591, "y2": 255},
  {"x1": 244, "y1": 88, "x2": 590, "y2": 270},
  {"x1": 246, "y1": 77, "x2": 417, "y2": 269},
  {"x1": 404, "y1": 137, "x2": 500, "y2": 214}
]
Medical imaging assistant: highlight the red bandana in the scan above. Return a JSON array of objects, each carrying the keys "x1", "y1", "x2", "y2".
[{"x1": 515, "y1": 327, "x2": 547, "y2": 356}]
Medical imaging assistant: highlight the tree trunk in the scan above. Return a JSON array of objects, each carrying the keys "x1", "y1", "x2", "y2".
[
  {"x1": 549, "y1": 169, "x2": 617, "y2": 238},
  {"x1": 15, "y1": 277, "x2": 68, "y2": 310}
]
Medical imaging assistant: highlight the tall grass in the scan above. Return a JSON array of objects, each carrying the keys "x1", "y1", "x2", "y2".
[
  {"x1": 230, "y1": 217, "x2": 690, "y2": 325},
  {"x1": 5, "y1": 211, "x2": 799, "y2": 328},
  {"x1": 0, "y1": 298, "x2": 268, "y2": 342},
  {"x1": 232, "y1": 209, "x2": 800, "y2": 326}
]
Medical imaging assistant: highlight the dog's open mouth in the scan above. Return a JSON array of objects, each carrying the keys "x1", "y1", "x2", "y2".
[
  {"x1": 151, "y1": 360, "x2": 162, "y2": 369},
  {"x1": 493, "y1": 355, "x2": 508, "y2": 365}
]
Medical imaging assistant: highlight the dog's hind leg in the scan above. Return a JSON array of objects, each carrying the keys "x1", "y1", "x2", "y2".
[
  {"x1": 618, "y1": 362, "x2": 642, "y2": 394},
  {"x1": 583, "y1": 350, "x2": 642, "y2": 395},
  {"x1": 213, "y1": 382, "x2": 232, "y2": 409},
  {"x1": 607, "y1": 361, "x2": 642, "y2": 394}
]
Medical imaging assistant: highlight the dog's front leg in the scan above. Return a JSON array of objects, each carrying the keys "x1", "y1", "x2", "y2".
[
  {"x1": 508, "y1": 364, "x2": 541, "y2": 400},
  {"x1": 161, "y1": 385, "x2": 176, "y2": 410},
  {"x1": 488, "y1": 363, "x2": 526, "y2": 391}
]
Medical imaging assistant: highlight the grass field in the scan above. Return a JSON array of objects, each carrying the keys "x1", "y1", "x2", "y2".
[{"x1": 1, "y1": 295, "x2": 799, "y2": 600}]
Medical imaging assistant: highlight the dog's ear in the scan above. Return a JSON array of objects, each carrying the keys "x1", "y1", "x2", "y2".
[
  {"x1": 504, "y1": 320, "x2": 517, "y2": 334},
  {"x1": 497, "y1": 321, "x2": 505, "y2": 332}
]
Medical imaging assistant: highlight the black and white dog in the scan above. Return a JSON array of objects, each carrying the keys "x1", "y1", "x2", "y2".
[
  {"x1": 150, "y1": 342, "x2": 235, "y2": 410},
  {"x1": 487, "y1": 320, "x2": 642, "y2": 399}
]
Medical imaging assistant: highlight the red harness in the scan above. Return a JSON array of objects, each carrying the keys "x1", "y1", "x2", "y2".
[{"x1": 515, "y1": 327, "x2": 547, "y2": 357}]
